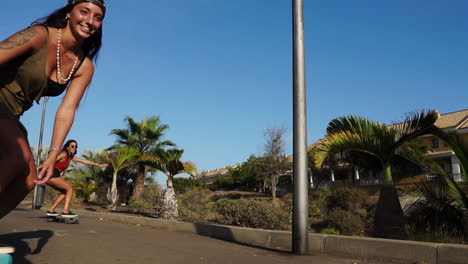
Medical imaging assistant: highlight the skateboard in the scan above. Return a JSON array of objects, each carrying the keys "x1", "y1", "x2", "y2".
[
  {"x1": 46, "y1": 215, "x2": 79, "y2": 224},
  {"x1": 0, "y1": 245, "x2": 14, "y2": 264}
]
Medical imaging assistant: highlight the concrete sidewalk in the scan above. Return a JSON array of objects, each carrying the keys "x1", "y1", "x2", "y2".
[
  {"x1": 60, "y1": 206, "x2": 468, "y2": 264},
  {"x1": 0, "y1": 209, "x2": 397, "y2": 264}
]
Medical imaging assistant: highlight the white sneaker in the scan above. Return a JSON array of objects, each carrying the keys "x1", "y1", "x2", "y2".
[
  {"x1": 61, "y1": 211, "x2": 78, "y2": 218},
  {"x1": 46, "y1": 211, "x2": 59, "y2": 216}
]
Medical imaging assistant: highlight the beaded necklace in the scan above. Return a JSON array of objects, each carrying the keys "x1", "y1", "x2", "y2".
[{"x1": 56, "y1": 28, "x2": 79, "y2": 83}]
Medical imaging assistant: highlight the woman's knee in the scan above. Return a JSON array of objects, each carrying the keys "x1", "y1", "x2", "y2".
[
  {"x1": 0, "y1": 144, "x2": 31, "y2": 172},
  {"x1": 0, "y1": 154, "x2": 34, "y2": 193},
  {"x1": 0, "y1": 122, "x2": 36, "y2": 192},
  {"x1": 0, "y1": 121, "x2": 31, "y2": 167},
  {"x1": 65, "y1": 185, "x2": 74, "y2": 195}
]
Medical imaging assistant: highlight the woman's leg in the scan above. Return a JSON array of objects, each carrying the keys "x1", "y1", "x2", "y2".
[
  {"x1": 0, "y1": 119, "x2": 37, "y2": 219},
  {"x1": 46, "y1": 178, "x2": 74, "y2": 213},
  {"x1": 46, "y1": 170, "x2": 65, "y2": 213},
  {"x1": 48, "y1": 193, "x2": 66, "y2": 213}
]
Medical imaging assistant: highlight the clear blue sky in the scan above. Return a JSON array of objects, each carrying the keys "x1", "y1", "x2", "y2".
[{"x1": 2, "y1": 1, "x2": 467, "y2": 181}]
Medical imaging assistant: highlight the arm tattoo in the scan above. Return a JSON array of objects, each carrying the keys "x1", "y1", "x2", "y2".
[{"x1": 0, "y1": 27, "x2": 38, "y2": 50}]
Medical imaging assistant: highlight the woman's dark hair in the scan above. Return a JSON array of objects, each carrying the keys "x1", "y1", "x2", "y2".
[
  {"x1": 32, "y1": 1, "x2": 104, "y2": 61},
  {"x1": 62, "y1": 139, "x2": 78, "y2": 158}
]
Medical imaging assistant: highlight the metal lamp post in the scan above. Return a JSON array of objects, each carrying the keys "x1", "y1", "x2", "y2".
[
  {"x1": 32, "y1": 97, "x2": 48, "y2": 210},
  {"x1": 292, "y1": 0, "x2": 309, "y2": 255}
]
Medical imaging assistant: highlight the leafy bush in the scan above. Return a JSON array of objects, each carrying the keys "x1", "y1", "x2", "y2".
[
  {"x1": 211, "y1": 155, "x2": 263, "y2": 191},
  {"x1": 128, "y1": 198, "x2": 153, "y2": 211},
  {"x1": 320, "y1": 227, "x2": 340, "y2": 235},
  {"x1": 212, "y1": 175, "x2": 235, "y2": 190},
  {"x1": 178, "y1": 188, "x2": 216, "y2": 220},
  {"x1": 70, "y1": 179, "x2": 96, "y2": 202},
  {"x1": 277, "y1": 174, "x2": 292, "y2": 187},
  {"x1": 326, "y1": 187, "x2": 367, "y2": 213},
  {"x1": 215, "y1": 198, "x2": 291, "y2": 230},
  {"x1": 173, "y1": 177, "x2": 205, "y2": 194},
  {"x1": 128, "y1": 181, "x2": 164, "y2": 212},
  {"x1": 326, "y1": 209, "x2": 365, "y2": 236},
  {"x1": 405, "y1": 181, "x2": 467, "y2": 243},
  {"x1": 309, "y1": 188, "x2": 329, "y2": 218}
]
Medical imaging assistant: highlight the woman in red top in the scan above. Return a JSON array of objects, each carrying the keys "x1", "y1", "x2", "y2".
[{"x1": 42, "y1": 139, "x2": 107, "y2": 217}]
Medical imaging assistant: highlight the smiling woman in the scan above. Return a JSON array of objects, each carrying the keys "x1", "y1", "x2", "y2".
[{"x1": 0, "y1": 0, "x2": 106, "y2": 219}]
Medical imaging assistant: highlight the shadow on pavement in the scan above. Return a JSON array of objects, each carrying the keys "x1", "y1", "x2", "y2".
[
  {"x1": 193, "y1": 223, "x2": 290, "y2": 254},
  {"x1": 0, "y1": 230, "x2": 53, "y2": 264}
]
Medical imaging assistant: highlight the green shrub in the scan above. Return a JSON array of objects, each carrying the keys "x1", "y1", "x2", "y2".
[
  {"x1": 320, "y1": 227, "x2": 340, "y2": 235},
  {"x1": 309, "y1": 188, "x2": 329, "y2": 218},
  {"x1": 212, "y1": 175, "x2": 235, "y2": 190},
  {"x1": 355, "y1": 208, "x2": 368, "y2": 219},
  {"x1": 173, "y1": 177, "x2": 205, "y2": 194},
  {"x1": 128, "y1": 182, "x2": 164, "y2": 212},
  {"x1": 178, "y1": 188, "x2": 216, "y2": 220},
  {"x1": 128, "y1": 198, "x2": 153, "y2": 211},
  {"x1": 70, "y1": 179, "x2": 96, "y2": 202},
  {"x1": 215, "y1": 198, "x2": 291, "y2": 230},
  {"x1": 407, "y1": 227, "x2": 466, "y2": 244},
  {"x1": 326, "y1": 209, "x2": 365, "y2": 236},
  {"x1": 326, "y1": 187, "x2": 367, "y2": 213},
  {"x1": 405, "y1": 181, "x2": 467, "y2": 243}
]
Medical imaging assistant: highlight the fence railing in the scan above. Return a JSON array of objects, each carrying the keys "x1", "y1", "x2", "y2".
[
  {"x1": 314, "y1": 173, "x2": 465, "y2": 188},
  {"x1": 358, "y1": 178, "x2": 383, "y2": 186},
  {"x1": 426, "y1": 173, "x2": 465, "y2": 182}
]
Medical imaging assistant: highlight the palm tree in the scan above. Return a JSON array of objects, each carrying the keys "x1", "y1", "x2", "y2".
[
  {"x1": 314, "y1": 110, "x2": 440, "y2": 239},
  {"x1": 110, "y1": 116, "x2": 175, "y2": 201},
  {"x1": 66, "y1": 150, "x2": 108, "y2": 180},
  {"x1": 142, "y1": 149, "x2": 197, "y2": 219},
  {"x1": 428, "y1": 127, "x2": 468, "y2": 181},
  {"x1": 308, "y1": 143, "x2": 346, "y2": 188},
  {"x1": 106, "y1": 147, "x2": 139, "y2": 210},
  {"x1": 426, "y1": 128, "x2": 468, "y2": 213}
]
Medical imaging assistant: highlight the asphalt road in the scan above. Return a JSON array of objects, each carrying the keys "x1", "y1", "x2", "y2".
[{"x1": 0, "y1": 209, "x2": 397, "y2": 264}]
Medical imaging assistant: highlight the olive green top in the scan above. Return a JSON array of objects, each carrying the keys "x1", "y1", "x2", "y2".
[{"x1": 0, "y1": 25, "x2": 49, "y2": 118}]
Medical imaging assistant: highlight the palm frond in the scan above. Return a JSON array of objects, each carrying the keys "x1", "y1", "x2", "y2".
[
  {"x1": 392, "y1": 109, "x2": 439, "y2": 148},
  {"x1": 314, "y1": 130, "x2": 385, "y2": 168},
  {"x1": 138, "y1": 154, "x2": 165, "y2": 171},
  {"x1": 428, "y1": 127, "x2": 468, "y2": 180},
  {"x1": 183, "y1": 162, "x2": 198, "y2": 177},
  {"x1": 106, "y1": 147, "x2": 139, "y2": 172},
  {"x1": 327, "y1": 115, "x2": 379, "y2": 135},
  {"x1": 428, "y1": 162, "x2": 468, "y2": 215}
]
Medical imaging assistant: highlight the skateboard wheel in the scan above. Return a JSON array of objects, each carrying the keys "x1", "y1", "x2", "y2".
[{"x1": 46, "y1": 216, "x2": 56, "y2": 222}]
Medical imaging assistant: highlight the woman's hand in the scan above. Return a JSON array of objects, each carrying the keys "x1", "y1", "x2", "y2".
[
  {"x1": 34, "y1": 155, "x2": 56, "y2": 185},
  {"x1": 98, "y1": 163, "x2": 108, "y2": 169}
]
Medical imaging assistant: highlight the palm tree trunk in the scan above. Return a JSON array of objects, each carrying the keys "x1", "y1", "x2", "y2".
[
  {"x1": 383, "y1": 164, "x2": 393, "y2": 184},
  {"x1": 131, "y1": 165, "x2": 146, "y2": 201},
  {"x1": 162, "y1": 177, "x2": 178, "y2": 219},
  {"x1": 373, "y1": 163, "x2": 407, "y2": 239},
  {"x1": 107, "y1": 172, "x2": 119, "y2": 210}
]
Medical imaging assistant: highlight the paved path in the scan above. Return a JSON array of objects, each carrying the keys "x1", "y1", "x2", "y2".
[{"x1": 0, "y1": 209, "x2": 394, "y2": 264}]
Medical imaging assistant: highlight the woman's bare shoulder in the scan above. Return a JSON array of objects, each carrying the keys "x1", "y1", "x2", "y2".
[
  {"x1": 75, "y1": 57, "x2": 95, "y2": 78},
  {"x1": 0, "y1": 25, "x2": 49, "y2": 64},
  {"x1": 10, "y1": 25, "x2": 48, "y2": 47}
]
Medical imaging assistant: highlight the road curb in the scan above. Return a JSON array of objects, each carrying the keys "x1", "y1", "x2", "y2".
[{"x1": 42, "y1": 208, "x2": 468, "y2": 264}]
